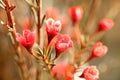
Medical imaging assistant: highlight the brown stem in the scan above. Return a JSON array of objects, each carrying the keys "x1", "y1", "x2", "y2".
[
  {"x1": 36, "y1": 0, "x2": 42, "y2": 45},
  {"x1": 36, "y1": 64, "x2": 41, "y2": 80},
  {"x1": 45, "y1": 36, "x2": 57, "y2": 60},
  {"x1": 4, "y1": 1, "x2": 30, "y2": 80},
  {"x1": 28, "y1": 49, "x2": 42, "y2": 60},
  {"x1": 105, "y1": 1, "x2": 120, "y2": 20},
  {"x1": 74, "y1": 24, "x2": 86, "y2": 48},
  {"x1": 84, "y1": 0, "x2": 101, "y2": 34},
  {"x1": 28, "y1": 48, "x2": 53, "y2": 70},
  {"x1": 17, "y1": 46, "x2": 29, "y2": 80},
  {"x1": 5, "y1": 0, "x2": 14, "y2": 28},
  {"x1": 4, "y1": 0, "x2": 17, "y2": 46},
  {"x1": 74, "y1": 51, "x2": 82, "y2": 67},
  {"x1": 81, "y1": 55, "x2": 93, "y2": 66},
  {"x1": 89, "y1": 31, "x2": 105, "y2": 42}
]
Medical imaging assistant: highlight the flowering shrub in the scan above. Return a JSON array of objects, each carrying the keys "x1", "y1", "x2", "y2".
[{"x1": 0, "y1": 0, "x2": 116, "y2": 80}]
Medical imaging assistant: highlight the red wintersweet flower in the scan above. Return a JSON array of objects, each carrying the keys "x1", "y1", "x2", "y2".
[
  {"x1": 55, "y1": 34, "x2": 73, "y2": 55},
  {"x1": 45, "y1": 18, "x2": 62, "y2": 42},
  {"x1": 98, "y1": 19, "x2": 114, "y2": 31},
  {"x1": 16, "y1": 29, "x2": 35, "y2": 49},
  {"x1": 91, "y1": 42, "x2": 108, "y2": 58},
  {"x1": 68, "y1": 6, "x2": 83, "y2": 24},
  {"x1": 82, "y1": 66, "x2": 99, "y2": 80}
]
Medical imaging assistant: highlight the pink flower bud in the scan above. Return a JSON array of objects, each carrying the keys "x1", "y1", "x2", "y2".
[
  {"x1": 98, "y1": 19, "x2": 114, "y2": 31},
  {"x1": 16, "y1": 29, "x2": 35, "y2": 49},
  {"x1": 92, "y1": 42, "x2": 108, "y2": 58},
  {"x1": 68, "y1": 6, "x2": 83, "y2": 24},
  {"x1": 45, "y1": 18, "x2": 62, "y2": 37},
  {"x1": 82, "y1": 66, "x2": 99, "y2": 80},
  {"x1": 55, "y1": 34, "x2": 73, "y2": 54}
]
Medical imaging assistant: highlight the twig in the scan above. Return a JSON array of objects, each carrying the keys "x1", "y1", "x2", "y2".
[
  {"x1": 45, "y1": 36, "x2": 57, "y2": 60},
  {"x1": 40, "y1": 14, "x2": 46, "y2": 27},
  {"x1": 5, "y1": 0, "x2": 15, "y2": 28},
  {"x1": 80, "y1": 55, "x2": 93, "y2": 66},
  {"x1": 25, "y1": 0, "x2": 37, "y2": 8},
  {"x1": 89, "y1": 31, "x2": 105, "y2": 42},
  {"x1": 84, "y1": 0, "x2": 101, "y2": 34},
  {"x1": 36, "y1": 63, "x2": 41, "y2": 80},
  {"x1": 74, "y1": 24, "x2": 86, "y2": 49},
  {"x1": 105, "y1": 2, "x2": 120, "y2": 20},
  {"x1": 17, "y1": 46, "x2": 29, "y2": 80},
  {"x1": 0, "y1": 0, "x2": 6, "y2": 9},
  {"x1": 36, "y1": 0, "x2": 42, "y2": 45},
  {"x1": 3, "y1": 1, "x2": 30, "y2": 80},
  {"x1": 4, "y1": 0, "x2": 17, "y2": 46}
]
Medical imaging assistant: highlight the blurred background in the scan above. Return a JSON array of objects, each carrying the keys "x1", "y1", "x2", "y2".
[{"x1": 0, "y1": 0, "x2": 120, "y2": 80}]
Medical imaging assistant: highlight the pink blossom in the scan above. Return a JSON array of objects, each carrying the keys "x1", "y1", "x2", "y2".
[
  {"x1": 52, "y1": 62, "x2": 73, "y2": 80},
  {"x1": 98, "y1": 19, "x2": 114, "y2": 31},
  {"x1": 55, "y1": 34, "x2": 73, "y2": 54},
  {"x1": 65, "y1": 76, "x2": 73, "y2": 80},
  {"x1": 82, "y1": 66, "x2": 99, "y2": 80},
  {"x1": 16, "y1": 29, "x2": 35, "y2": 49},
  {"x1": 92, "y1": 42, "x2": 108, "y2": 58},
  {"x1": 52, "y1": 62, "x2": 69, "y2": 78},
  {"x1": 68, "y1": 6, "x2": 83, "y2": 24},
  {"x1": 45, "y1": 18, "x2": 62, "y2": 37}
]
